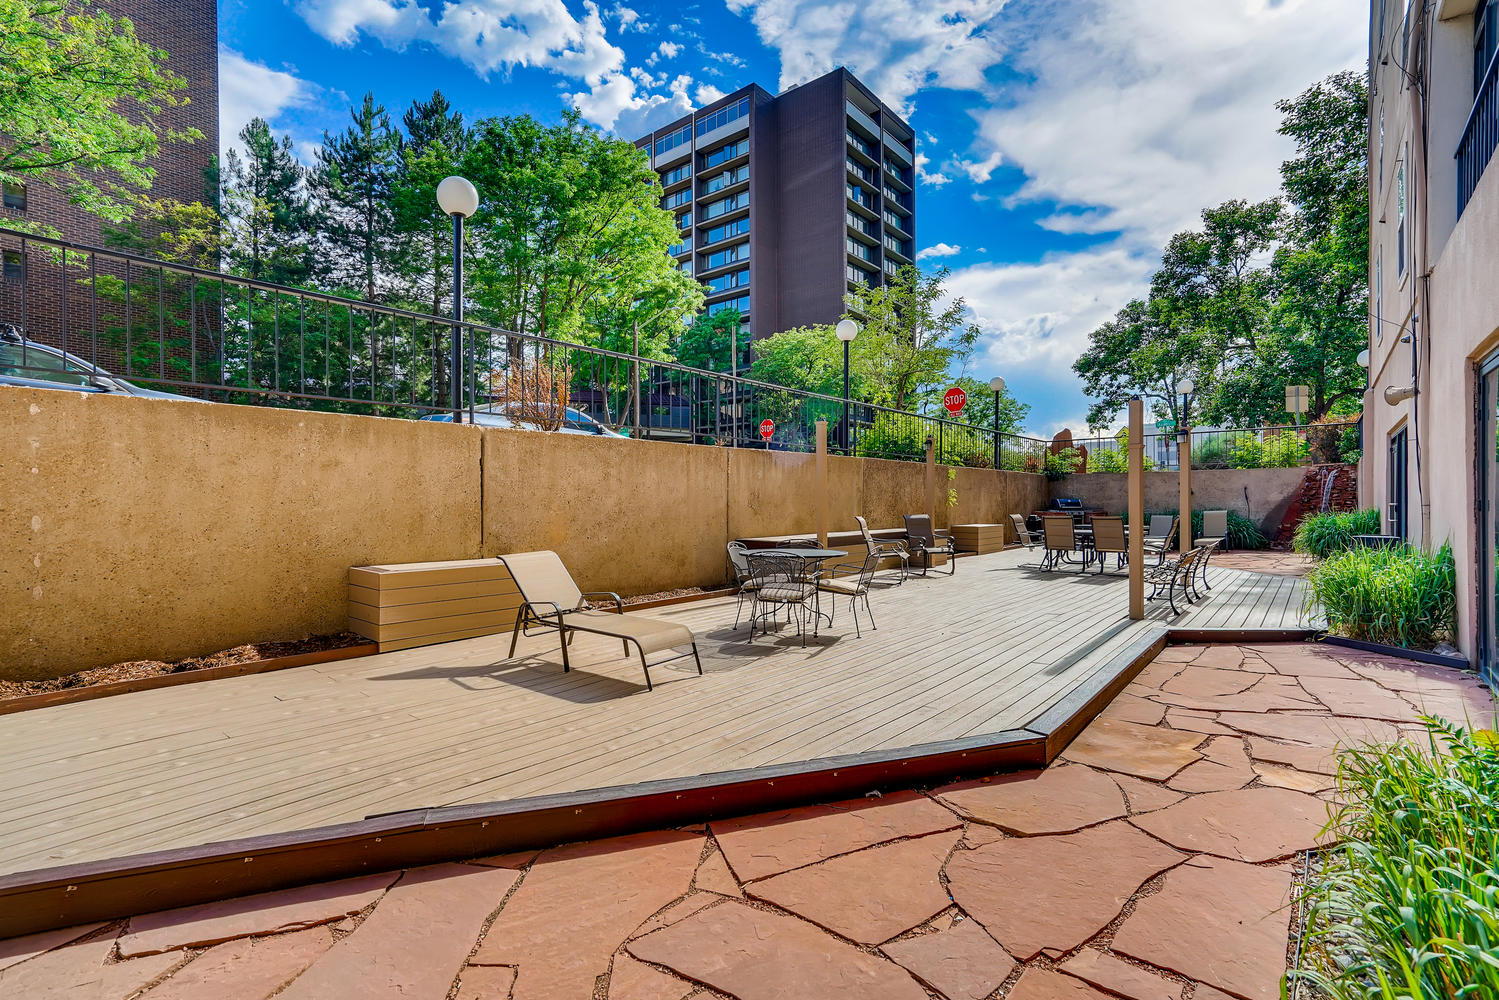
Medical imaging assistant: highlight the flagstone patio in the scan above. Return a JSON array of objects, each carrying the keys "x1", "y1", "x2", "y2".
[{"x1": 3, "y1": 641, "x2": 1491, "y2": 999}]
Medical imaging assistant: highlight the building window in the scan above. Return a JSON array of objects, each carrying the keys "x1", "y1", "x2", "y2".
[
  {"x1": 2, "y1": 250, "x2": 23, "y2": 282},
  {"x1": 702, "y1": 244, "x2": 748, "y2": 270},
  {"x1": 700, "y1": 140, "x2": 747, "y2": 170},
  {"x1": 663, "y1": 188, "x2": 692, "y2": 210},
  {"x1": 706, "y1": 267, "x2": 749, "y2": 294},
  {"x1": 653, "y1": 124, "x2": 692, "y2": 157},
  {"x1": 695, "y1": 96, "x2": 750, "y2": 137},
  {"x1": 702, "y1": 217, "x2": 750, "y2": 246},
  {"x1": 846, "y1": 238, "x2": 874, "y2": 262},
  {"x1": 702, "y1": 191, "x2": 749, "y2": 220},
  {"x1": 702, "y1": 164, "x2": 748, "y2": 195},
  {"x1": 846, "y1": 264, "x2": 875, "y2": 287},
  {"x1": 1, "y1": 181, "x2": 25, "y2": 211},
  {"x1": 1477, "y1": 0, "x2": 1498, "y2": 95},
  {"x1": 1395, "y1": 152, "x2": 1407, "y2": 276},
  {"x1": 847, "y1": 131, "x2": 876, "y2": 158},
  {"x1": 669, "y1": 240, "x2": 690, "y2": 257},
  {"x1": 708, "y1": 294, "x2": 750, "y2": 316},
  {"x1": 661, "y1": 163, "x2": 691, "y2": 186},
  {"x1": 675, "y1": 210, "x2": 692, "y2": 230}
]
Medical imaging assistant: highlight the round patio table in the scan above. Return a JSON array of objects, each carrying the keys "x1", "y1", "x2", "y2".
[{"x1": 753, "y1": 548, "x2": 847, "y2": 626}]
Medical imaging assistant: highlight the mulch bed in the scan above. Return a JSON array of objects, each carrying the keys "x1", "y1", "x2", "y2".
[{"x1": 0, "y1": 631, "x2": 369, "y2": 703}]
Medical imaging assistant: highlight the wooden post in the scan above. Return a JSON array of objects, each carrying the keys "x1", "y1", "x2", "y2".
[
  {"x1": 1128, "y1": 399, "x2": 1145, "y2": 620},
  {"x1": 1179, "y1": 428, "x2": 1192, "y2": 556},
  {"x1": 815, "y1": 420, "x2": 829, "y2": 548},
  {"x1": 925, "y1": 435, "x2": 937, "y2": 523}
]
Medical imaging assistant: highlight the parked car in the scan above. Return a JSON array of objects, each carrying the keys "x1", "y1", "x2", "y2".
[
  {"x1": 0, "y1": 326, "x2": 199, "y2": 400},
  {"x1": 420, "y1": 401, "x2": 627, "y2": 437}
]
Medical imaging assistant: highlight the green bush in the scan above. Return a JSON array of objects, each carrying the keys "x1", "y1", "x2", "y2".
[
  {"x1": 1123, "y1": 509, "x2": 1268, "y2": 550},
  {"x1": 1295, "y1": 721, "x2": 1499, "y2": 1000},
  {"x1": 1304, "y1": 543, "x2": 1456, "y2": 649},
  {"x1": 1293, "y1": 508, "x2": 1383, "y2": 558},
  {"x1": 1043, "y1": 447, "x2": 1083, "y2": 481},
  {"x1": 1337, "y1": 423, "x2": 1362, "y2": 464},
  {"x1": 1227, "y1": 430, "x2": 1311, "y2": 469}
]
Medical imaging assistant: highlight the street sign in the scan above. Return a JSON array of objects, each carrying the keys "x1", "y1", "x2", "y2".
[
  {"x1": 759, "y1": 418, "x2": 775, "y2": 440},
  {"x1": 1155, "y1": 419, "x2": 1176, "y2": 432},
  {"x1": 943, "y1": 386, "x2": 967, "y2": 414},
  {"x1": 1285, "y1": 385, "x2": 1310, "y2": 414}
]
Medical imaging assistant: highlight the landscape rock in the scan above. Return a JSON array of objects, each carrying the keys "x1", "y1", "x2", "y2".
[
  {"x1": 1060, "y1": 719, "x2": 1204, "y2": 780},
  {"x1": 1059, "y1": 948, "x2": 1182, "y2": 1000}
]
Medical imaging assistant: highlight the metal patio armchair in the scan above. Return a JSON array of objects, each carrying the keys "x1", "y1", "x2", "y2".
[
  {"x1": 1193, "y1": 510, "x2": 1229, "y2": 592},
  {"x1": 854, "y1": 515, "x2": 908, "y2": 583},
  {"x1": 744, "y1": 552, "x2": 821, "y2": 646},
  {"x1": 1008, "y1": 513, "x2": 1042, "y2": 550},
  {"x1": 1089, "y1": 515, "x2": 1128, "y2": 574},
  {"x1": 727, "y1": 540, "x2": 758, "y2": 628},
  {"x1": 816, "y1": 549, "x2": 882, "y2": 637},
  {"x1": 1142, "y1": 515, "x2": 1179, "y2": 565},
  {"x1": 1041, "y1": 515, "x2": 1082, "y2": 571},
  {"x1": 902, "y1": 514, "x2": 957, "y2": 576},
  {"x1": 500, "y1": 551, "x2": 702, "y2": 691}
]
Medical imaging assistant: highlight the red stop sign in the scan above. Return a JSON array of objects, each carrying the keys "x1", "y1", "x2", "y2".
[
  {"x1": 943, "y1": 386, "x2": 967, "y2": 414},
  {"x1": 759, "y1": 418, "x2": 775, "y2": 440}
]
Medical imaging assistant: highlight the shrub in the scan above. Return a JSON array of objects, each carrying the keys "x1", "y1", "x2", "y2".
[
  {"x1": 1304, "y1": 543, "x2": 1456, "y2": 649},
  {"x1": 1043, "y1": 447, "x2": 1083, "y2": 481},
  {"x1": 1293, "y1": 508, "x2": 1383, "y2": 558},
  {"x1": 1227, "y1": 429, "x2": 1311, "y2": 469},
  {"x1": 1295, "y1": 721, "x2": 1499, "y2": 1000},
  {"x1": 1123, "y1": 509, "x2": 1268, "y2": 550}
]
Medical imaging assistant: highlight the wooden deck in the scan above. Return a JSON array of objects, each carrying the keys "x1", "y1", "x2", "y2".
[{"x1": 0, "y1": 548, "x2": 1313, "y2": 879}]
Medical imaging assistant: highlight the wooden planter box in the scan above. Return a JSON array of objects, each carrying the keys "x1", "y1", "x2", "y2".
[
  {"x1": 348, "y1": 558, "x2": 523, "y2": 652},
  {"x1": 950, "y1": 523, "x2": 1008, "y2": 554}
]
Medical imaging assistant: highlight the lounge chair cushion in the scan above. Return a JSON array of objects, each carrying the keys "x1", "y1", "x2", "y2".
[
  {"x1": 563, "y1": 609, "x2": 695, "y2": 656},
  {"x1": 817, "y1": 578, "x2": 864, "y2": 595}
]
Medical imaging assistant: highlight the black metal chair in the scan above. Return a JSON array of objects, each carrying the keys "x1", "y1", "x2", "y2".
[
  {"x1": 745, "y1": 553, "x2": 820, "y2": 646},
  {"x1": 816, "y1": 550, "x2": 882, "y2": 636},
  {"x1": 902, "y1": 514, "x2": 957, "y2": 576},
  {"x1": 726, "y1": 540, "x2": 757, "y2": 628},
  {"x1": 854, "y1": 515, "x2": 908, "y2": 583}
]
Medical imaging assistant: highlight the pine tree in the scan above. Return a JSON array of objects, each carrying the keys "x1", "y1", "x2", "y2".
[
  {"x1": 391, "y1": 91, "x2": 469, "y2": 317},
  {"x1": 314, "y1": 93, "x2": 401, "y2": 302},
  {"x1": 221, "y1": 118, "x2": 317, "y2": 286}
]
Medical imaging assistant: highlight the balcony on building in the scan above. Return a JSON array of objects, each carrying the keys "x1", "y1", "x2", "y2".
[
  {"x1": 881, "y1": 129, "x2": 914, "y2": 168},
  {"x1": 845, "y1": 100, "x2": 880, "y2": 140},
  {"x1": 1458, "y1": 26, "x2": 1499, "y2": 217}
]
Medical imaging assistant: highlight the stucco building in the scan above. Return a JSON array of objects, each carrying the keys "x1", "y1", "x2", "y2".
[{"x1": 1363, "y1": 0, "x2": 1499, "y2": 680}]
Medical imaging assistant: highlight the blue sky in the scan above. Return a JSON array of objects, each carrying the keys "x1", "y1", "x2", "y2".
[{"x1": 219, "y1": 0, "x2": 1367, "y2": 435}]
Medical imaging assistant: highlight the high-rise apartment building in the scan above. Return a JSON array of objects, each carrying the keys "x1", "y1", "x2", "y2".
[
  {"x1": 1362, "y1": 0, "x2": 1499, "y2": 679},
  {"x1": 634, "y1": 67, "x2": 917, "y2": 364}
]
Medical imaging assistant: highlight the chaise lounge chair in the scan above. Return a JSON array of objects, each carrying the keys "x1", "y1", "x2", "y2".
[{"x1": 500, "y1": 551, "x2": 702, "y2": 691}]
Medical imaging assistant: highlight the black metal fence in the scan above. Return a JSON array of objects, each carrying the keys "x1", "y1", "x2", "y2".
[
  {"x1": 1064, "y1": 422, "x2": 1359, "y2": 473},
  {"x1": 0, "y1": 227, "x2": 1056, "y2": 467}
]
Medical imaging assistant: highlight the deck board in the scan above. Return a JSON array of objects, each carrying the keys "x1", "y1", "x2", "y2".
[{"x1": 0, "y1": 547, "x2": 1314, "y2": 878}]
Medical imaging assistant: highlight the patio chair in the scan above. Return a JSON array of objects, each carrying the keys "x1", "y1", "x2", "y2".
[
  {"x1": 1193, "y1": 510, "x2": 1229, "y2": 592},
  {"x1": 1142, "y1": 515, "x2": 1178, "y2": 564},
  {"x1": 726, "y1": 540, "x2": 758, "y2": 628},
  {"x1": 903, "y1": 514, "x2": 957, "y2": 576},
  {"x1": 500, "y1": 551, "x2": 702, "y2": 691},
  {"x1": 1146, "y1": 546, "x2": 1205, "y2": 615},
  {"x1": 745, "y1": 552, "x2": 820, "y2": 646},
  {"x1": 854, "y1": 515, "x2": 908, "y2": 583},
  {"x1": 816, "y1": 549, "x2": 882, "y2": 636},
  {"x1": 1089, "y1": 515, "x2": 1128, "y2": 574},
  {"x1": 1008, "y1": 513, "x2": 1042, "y2": 550},
  {"x1": 1041, "y1": 515, "x2": 1081, "y2": 571}
]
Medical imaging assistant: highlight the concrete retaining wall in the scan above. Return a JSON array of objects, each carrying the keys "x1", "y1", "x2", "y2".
[
  {"x1": 2, "y1": 388, "x2": 1046, "y2": 679},
  {"x1": 1047, "y1": 466, "x2": 1315, "y2": 536}
]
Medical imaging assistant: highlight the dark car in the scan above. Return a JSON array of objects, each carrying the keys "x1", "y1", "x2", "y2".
[{"x1": 0, "y1": 326, "x2": 198, "y2": 400}]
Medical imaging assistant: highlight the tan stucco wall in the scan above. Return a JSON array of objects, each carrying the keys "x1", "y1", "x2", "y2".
[
  {"x1": 2, "y1": 388, "x2": 483, "y2": 681},
  {"x1": 1, "y1": 389, "x2": 1046, "y2": 680},
  {"x1": 1048, "y1": 467, "x2": 1315, "y2": 536}
]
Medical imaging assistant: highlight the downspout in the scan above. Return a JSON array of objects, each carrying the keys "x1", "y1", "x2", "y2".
[{"x1": 1406, "y1": 0, "x2": 1435, "y2": 549}]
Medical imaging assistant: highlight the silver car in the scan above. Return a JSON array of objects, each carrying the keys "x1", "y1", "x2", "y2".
[{"x1": 0, "y1": 326, "x2": 199, "y2": 400}]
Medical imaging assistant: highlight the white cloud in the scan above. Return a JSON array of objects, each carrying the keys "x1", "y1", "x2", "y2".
[
  {"x1": 954, "y1": 151, "x2": 1002, "y2": 185},
  {"x1": 648, "y1": 41, "x2": 682, "y2": 65},
  {"x1": 608, "y1": 2, "x2": 649, "y2": 32},
  {"x1": 694, "y1": 83, "x2": 727, "y2": 106},
  {"x1": 295, "y1": 0, "x2": 623, "y2": 84},
  {"x1": 567, "y1": 72, "x2": 697, "y2": 137},
  {"x1": 217, "y1": 48, "x2": 316, "y2": 151},
  {"x1": 968, "y1": 0, "x2": 1366, "y2": 243},
  {"x1": 724, "y1": 0, "x2": 1009, "y2": 111},
  {"x1": 914, "y1": 152, "x2": 949, "y2": 187},
  {"x1": 917, "y1": 242, "x2": 962, "y2": 260}
]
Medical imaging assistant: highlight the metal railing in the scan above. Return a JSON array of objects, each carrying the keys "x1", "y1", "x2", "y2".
[
  {"x1": 1458, "y1": 49, "x2": 1499, "y2": 217},
  {"x1": 1063, "y1": 423, "x2": 1359, "y2": 473},
  {"x1": 0, "y1": 227, "x2": 1054, "y2": 467}
]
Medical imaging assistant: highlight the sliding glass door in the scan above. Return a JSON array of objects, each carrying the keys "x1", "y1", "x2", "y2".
[{"x1": 1481, "y1": 355, "x2": 1499, "y2": 685}]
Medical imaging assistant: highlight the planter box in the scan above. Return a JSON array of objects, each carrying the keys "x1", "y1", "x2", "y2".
[
  {"x1": 348, "y1": 558, "x2": 524, "y2": 652},
  {"x1": 950, "y1": 523, "x2": 1009, "y2": 554}
]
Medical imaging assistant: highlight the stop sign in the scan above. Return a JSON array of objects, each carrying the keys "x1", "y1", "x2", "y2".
[
  {"x1": 943, "y1": 386, "x2": 967, "y2": 414},
  {"x1": 759, "y1": 418, "x2": 775, "y2": 440}
]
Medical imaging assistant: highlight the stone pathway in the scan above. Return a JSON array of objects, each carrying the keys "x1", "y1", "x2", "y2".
[
  {"x1": 1208, "y1": 551, "x2": 1315, "y2": 577},
  {"x1": 1, "y1": 643, "x2": 1492, "y2": 1000}
]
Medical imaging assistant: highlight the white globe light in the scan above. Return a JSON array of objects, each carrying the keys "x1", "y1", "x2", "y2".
[
  {"x1": 988, "y1": 375, "x2": 1006, "y2": 393},
  {"x1": 1179, "y1": 378, "x2": 1196, "y2": 395},
  {"x1": 1356, "y1": 348, "x2": 1371, "y2": 368},
  {"x1": 436, "y1": 176, "x2": 479, "y2": 218},
  {"x1": 835, "y1": 319, "x2": 859, "y2": 342}
]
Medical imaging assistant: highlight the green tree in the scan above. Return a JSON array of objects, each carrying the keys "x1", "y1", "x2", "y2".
[
  {"x1": 460, "y1": 109, "x2": 697, "y2": 343},
  {"x1": 945, "y1": 375, "x2": 1029, "y2": 435},
  {"x1": 220, "y1": 119, "x2": 319, "y2": 286},
  {"x1": 746, "y1": 323, "x2": 847, "y2": 397},
  {"x1": 674, "y1": 308, "x2": 744, "y2": 373},
  {"x1": 0, "y1": 0, "x2": 201, "y2": 224},
  {"x1": 1074, "y1": 296, "x2": 1208, "y2": 427},
  {"x1": 844, "y1": 264, "x2": 979, "y2": 410},
  {"x1": 314, "y1": 93, "x2": 402, "y2": 302},
  {"x1": 390, "y1": 91, "x2": 469, "y2": 317}
]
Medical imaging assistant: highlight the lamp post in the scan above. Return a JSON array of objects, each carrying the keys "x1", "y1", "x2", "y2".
[
  {"x1": 1177, "y1": 377, "x2": 1195, "y2": 557},
  {"x1": 989, "y1": 375, "x2": 1006, "y2": 469},
  {"x1": 436, "y1": 176, "x2": 479, "y2": 419},
  {"x1": 836, "y1": 319, "x2": 859, "y2": 453}
]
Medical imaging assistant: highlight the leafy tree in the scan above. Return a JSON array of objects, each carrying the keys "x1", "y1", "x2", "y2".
[
  {"x1": 460, "y1": 109, "x2": 698, "y2": 343},
  {"x1": 844, "y1": 264, "x2": 979, "y2": 410},
  {"x1": 944, "y1": 374, "x2": 1029, "y2": 436},
  {"x1": 314, "y1": 94, "x2": 402, "y2": 302},
  {"x1": 390, "y1": 91, "x2": 469, "y2": 317},
  {"x1": 1074, "y1": 297, "x2": 1208, "y2": 427},
  {"x1": 746, "y1": 323, "x2": 847, "y2": 398},
  {"x1": 674, "y1": 308, "x2": 744, "y2": 373},
  {"x1": 0, "y1": 0, "x2": 201, "y2": 224}
]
